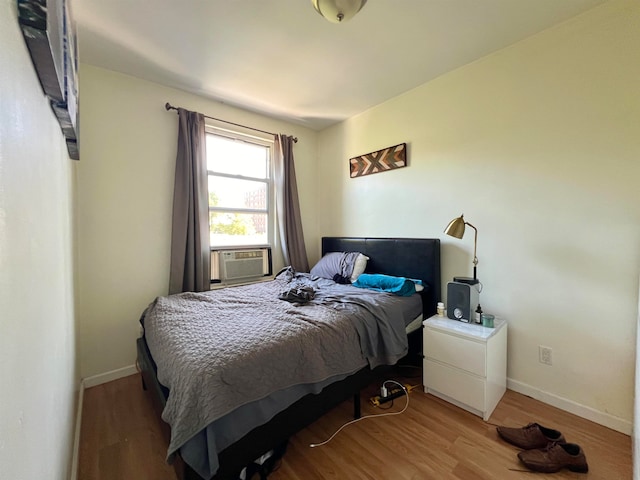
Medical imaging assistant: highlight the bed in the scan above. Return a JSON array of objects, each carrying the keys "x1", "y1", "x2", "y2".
[{"x1": 137, "y1": 237, "x2": 441, "y2": 480}]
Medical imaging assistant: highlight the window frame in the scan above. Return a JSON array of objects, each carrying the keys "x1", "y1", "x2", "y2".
[{"x1": 204, "y1": 123, "x2": 275, "y2": 250}]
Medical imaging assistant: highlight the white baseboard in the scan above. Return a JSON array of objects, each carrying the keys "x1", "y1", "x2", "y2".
[
  {"x1": 83, "y1": 364, "x2": 137, "y2": 389},
  {"x1": 69, "y1": 380, "x2": 84, "y2": 480},
  {"x1": 507, "y1": 378, "x2": 632, "y2": 435}
]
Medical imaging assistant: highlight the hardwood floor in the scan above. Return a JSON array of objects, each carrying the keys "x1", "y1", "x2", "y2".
[
  {"x1": 78, "y1": 372, "x2": 632, "y2": 479},
  {"x1": 79, "y1": 373, "x2": 176, "y2": 480}
]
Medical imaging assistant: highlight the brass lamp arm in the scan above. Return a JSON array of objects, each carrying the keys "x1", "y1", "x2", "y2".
[{"x1": 465, "y1": 221, "x2": 479, "y2": 267}]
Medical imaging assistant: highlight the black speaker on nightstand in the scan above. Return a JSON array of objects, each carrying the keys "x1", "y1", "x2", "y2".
[{"x1": 447, "y1": 281, "x2": 480, "y2": 322}]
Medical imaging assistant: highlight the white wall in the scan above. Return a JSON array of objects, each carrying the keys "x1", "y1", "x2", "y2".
[
  {"x1": 0, "y1": 1, "x2": 78, "y2": 478},
  {"x1": 76, "y1": 65, "x2": 319, "y2": 378},
  {"x1": 318, "y1": 0, "x2": 640, "y2": 432}
]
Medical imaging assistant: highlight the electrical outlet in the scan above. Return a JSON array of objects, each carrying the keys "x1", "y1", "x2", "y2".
[{"x1": 539, "y1": 346, "x2": 553, "y2": 365}]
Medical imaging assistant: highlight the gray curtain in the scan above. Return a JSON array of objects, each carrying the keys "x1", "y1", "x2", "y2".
[
  {"x1": 168, "y1": 108, "x2": 210, "y2": 294},
  {"x1": 274, "y1": 134, "x2": 309, "y2": 272}
]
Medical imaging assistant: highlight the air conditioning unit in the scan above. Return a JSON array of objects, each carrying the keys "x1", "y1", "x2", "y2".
[{"x1": 212, "y1": 248, "x2": 271, "y2": 284}]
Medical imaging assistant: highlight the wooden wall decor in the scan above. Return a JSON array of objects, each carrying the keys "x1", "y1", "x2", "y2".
[
  {"x1": 349, "y1": 143, "x2": 407, "y2": 178},
  {"x1": 18, "y1": 0, "x2": 79, "y2": 160}
]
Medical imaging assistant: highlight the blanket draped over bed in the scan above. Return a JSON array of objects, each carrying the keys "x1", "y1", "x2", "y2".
[{"x1": 142, "y1": 272, "x2": 410, "y2": 478}]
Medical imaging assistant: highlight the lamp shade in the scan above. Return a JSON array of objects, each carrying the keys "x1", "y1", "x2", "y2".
[
  {"x1": 444, "y1": 215, "x2": 466, "y2": 239},
  {"x1": 311, "y1": 0, "x2": 367, "y2": 23}
]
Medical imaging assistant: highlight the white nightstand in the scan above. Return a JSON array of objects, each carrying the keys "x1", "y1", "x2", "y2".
[{"x1": 423, "y1": 315, "x2": 507, "y2": 421}]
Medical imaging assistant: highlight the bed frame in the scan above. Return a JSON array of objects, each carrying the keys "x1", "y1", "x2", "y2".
[{"x1": 137, "y1": 237, "x2": 441, "y2": 480}]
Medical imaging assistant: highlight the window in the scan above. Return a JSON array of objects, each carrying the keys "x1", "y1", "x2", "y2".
[{"x1": 205, "y1": 128, "x2": 273, "y2": 249}]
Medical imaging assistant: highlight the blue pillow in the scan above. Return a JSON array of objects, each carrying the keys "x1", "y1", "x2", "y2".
[{"x1": 353, "y1": 274, "x2": 423, "y2": 297}]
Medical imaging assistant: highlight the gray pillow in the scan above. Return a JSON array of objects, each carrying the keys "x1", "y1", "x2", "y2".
[{"x1": 310, "y1": 252, "x2": 364, "y2": 283}]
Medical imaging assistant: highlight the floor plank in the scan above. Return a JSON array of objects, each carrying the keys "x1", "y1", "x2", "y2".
[
  {"x1": 78, "y1": 371, "x2": 632, "y2": 479},
  {"x1": 79, "y1": 374, "x2": 177, "y2": 480}
]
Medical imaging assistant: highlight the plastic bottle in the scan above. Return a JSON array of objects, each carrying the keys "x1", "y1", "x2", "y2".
[
  {"x1": 437, "y1": 302, "x2": 445, "y2": 317},
  {"x1": 475, "y1": 304, "x2": 483, "y2": 324}
]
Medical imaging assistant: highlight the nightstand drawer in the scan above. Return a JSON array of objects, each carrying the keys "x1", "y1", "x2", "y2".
[
  {"x1": 424, "y1": 328, "x2": 486, "y2": 377},
  {"x1": 424, "y1": 359, "x2": 485, "y2": 412}
]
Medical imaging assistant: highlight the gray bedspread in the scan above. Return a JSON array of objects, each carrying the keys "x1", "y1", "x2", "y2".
[{"x1": 143, "y1": 272, "x2": 410, "y2": 477}]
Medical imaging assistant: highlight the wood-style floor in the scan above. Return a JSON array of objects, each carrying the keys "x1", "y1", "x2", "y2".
[{"x1": 78, "y1": 371, "x2": 632, "y2": 480}]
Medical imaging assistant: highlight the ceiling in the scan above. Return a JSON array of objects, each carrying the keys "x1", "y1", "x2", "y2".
[{"x1": 72, "y1": 0, "x2": 608, "y2": 131}]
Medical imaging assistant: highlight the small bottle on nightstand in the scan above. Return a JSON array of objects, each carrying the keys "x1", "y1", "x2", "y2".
[
  {"x1": 437, "y1": 302, "x2": 445, "y2": 316},
  {"x1": 475, "y1": 304, "x2": 483, "y2": 324}
]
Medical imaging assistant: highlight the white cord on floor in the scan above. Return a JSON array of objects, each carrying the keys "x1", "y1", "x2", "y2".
[{"x1": 309, "y1": 380, "x2": 409, "y2": 448}]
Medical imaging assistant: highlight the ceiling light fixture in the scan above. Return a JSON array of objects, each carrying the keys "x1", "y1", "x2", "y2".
[{"x1": 311, "y1": 0, "x2": 367, "y2": 23}]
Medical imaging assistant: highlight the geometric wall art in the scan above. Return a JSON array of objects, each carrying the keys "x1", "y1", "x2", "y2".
[{"x1": 349, "y1": 143, "x2": 407, "y2": 178}]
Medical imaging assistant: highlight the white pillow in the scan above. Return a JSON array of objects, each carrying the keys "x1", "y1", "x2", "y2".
[
  {"x1": 350, "y1": 254, "x2": 369, "y2": 283},
  {"x1": 414, "y1": 283, "x2": 424, "y2": 292}
]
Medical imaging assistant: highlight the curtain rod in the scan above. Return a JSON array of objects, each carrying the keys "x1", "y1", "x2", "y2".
[{"x1": 165, "y1": 103, "x2": 298, "y2": 143}]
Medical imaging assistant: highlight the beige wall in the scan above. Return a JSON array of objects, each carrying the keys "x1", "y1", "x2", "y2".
[
  {"x1": 77, "y1": 0, "x2": 638, "y2": 433},
  {"x1": 318, "y1": 0, "x2": 639, "y2": 432},
  {"x1": 0, "y1": 0, "x2": 78, "y2": 478},
  {"x1": 76, "y1": 65, "x2": 319, "y2": 378}
]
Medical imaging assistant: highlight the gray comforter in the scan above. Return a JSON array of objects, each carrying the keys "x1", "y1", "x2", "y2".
[{"x1": 143, "y1": 272, "x2": 409, "y2": 476}]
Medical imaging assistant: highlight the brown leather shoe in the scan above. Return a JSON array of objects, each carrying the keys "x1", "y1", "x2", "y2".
[
  {"x1": 517, "y1": 442, "x2": 588, "y2": 473},
  {"x1": 496, "y1": 422, "x2": 565, "y2": 449}
]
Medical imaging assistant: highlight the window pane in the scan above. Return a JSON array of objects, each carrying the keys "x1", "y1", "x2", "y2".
[
  {"x1": 208, "y1": 176, "x2": 267, "y2": 210},
  {"x1": 210, "y1": 212, "x2": 268, "y2": 247},
  {"x1": 206, "y1": 134, "x2": 267, "y2": 178}
]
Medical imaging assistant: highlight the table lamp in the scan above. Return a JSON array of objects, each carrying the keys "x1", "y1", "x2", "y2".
[{"x1": 444, "y1": 214, "x2": 479, "y2": 285}]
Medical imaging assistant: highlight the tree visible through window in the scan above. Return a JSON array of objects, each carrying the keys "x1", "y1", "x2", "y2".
[{"x1": 206, "y1": 131, "x2": 271, "y2": 248}]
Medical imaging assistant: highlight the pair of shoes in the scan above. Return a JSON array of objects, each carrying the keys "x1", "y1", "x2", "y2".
[
  {"x1": 496, "y1": 423, "x2": 589, "y2": 474},
  {"x1": 517, "y1": 441, "x2": 589, "y2": 474},
  {"x1": 496, "y1": 422, "x2": 565, "y2": 449}
]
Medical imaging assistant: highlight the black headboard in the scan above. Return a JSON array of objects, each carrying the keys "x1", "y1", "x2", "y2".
[{"x1": 321, "y1": 237, "x2": 441, "y2": 318}]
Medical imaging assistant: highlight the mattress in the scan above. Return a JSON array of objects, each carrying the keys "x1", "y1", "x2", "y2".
[{"x1": 405, "y1": 314, "x2": 424, "y2": 334}]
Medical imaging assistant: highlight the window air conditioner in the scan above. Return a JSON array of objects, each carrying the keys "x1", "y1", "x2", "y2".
[{"x1": 212, "y1": 248, "x2": 271, "y2": 284}]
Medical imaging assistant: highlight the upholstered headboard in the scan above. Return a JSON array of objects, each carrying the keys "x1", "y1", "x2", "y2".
[{"x1": 321, "y1": 237, "x2": 441, "y2": 318}]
